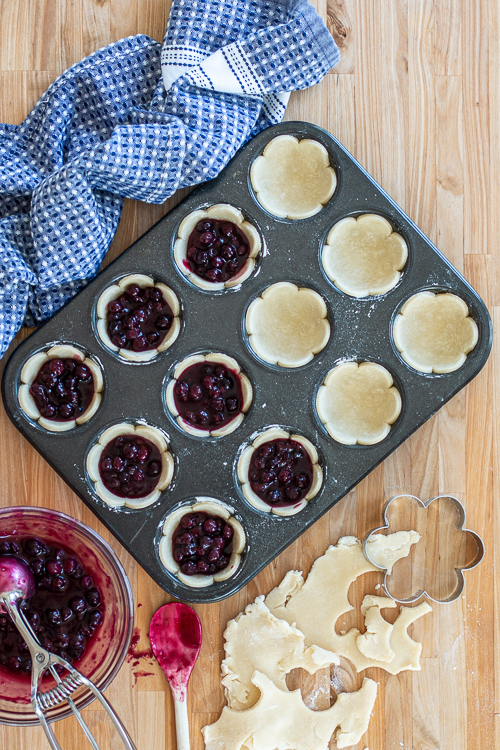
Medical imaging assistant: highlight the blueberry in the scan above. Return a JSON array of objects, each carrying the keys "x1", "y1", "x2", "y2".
[
  {"x1": 147, "y1": 461, "x2": 161, "y2": 477},
  {"x1": 203, "y1": 519, "x2": 218, "y2": 534},
  {"x1": 205, "y1": 269, "x2": 222, "y2": 282},
  {"x1": 86, "y1": 589, "x2": 101, "y2": 607},
  {"x1": 173, "y1": 547, "x2": 185, "y2": 563},
  {"x1": 113, "y1": 456, "x2": 125, "y2": 472},
  {"x1": 80, "y1": 575, "x2": 93, "y2": 590},
  {"x1": 46, "y1": 609, "x2": 62, "y2": 626},
  {"x1": 61, "y1": 607, "x2": 73, "y2": 622},
  {"x1": 49, "y1": 359, "x2": 65, "y2": 377},
  {"x1": 180, "y1": 514, "x2": 196, "y2": 530},
  {"x1": 58, "y1": 402, "x2": 74, "y2": 418},
  {"x1": 89, "y1": 611, "x2": 102, "y2": 627},
  {"x1": 7, "y1": 656, "x2": 21, "y2": 671},
  {"x1": 285, "y1": 486, "x2": 301, "y2": 502},
  {"x1": 147, "y1": 331, "x2": 160, "y2": 346},
  {"x1": 189, "y1": 384, "x2": 203, "y2": 402},
  {"x1": 181, "y1": 561, "x2": 197, "y2": 575},
  {"x1": 0, "y1": 541, "x2": 10, "y2": 555},
  {"x1": 294, "y1": 473, "x2": 310, "y2": 489},
  {"x1": 137, "y1": 446, "x2": 150, "y2": 463},
  {"x1": 107, "y1": 300, "x2": 123, "y2": 313},
  {"x1": 267, "y1": 489, "x2": 281, "y2": 504},
  {"x1": 24, "y1": 538, "x2": 44, "y2": 557},
  {"x1": 197, "y1": 411, "x2": 209, "y2": 425},
  {"x1": 70, "y1": 597, "x2": 87, "y2": 614},
  {"x1": 216, "y1": 556, "x2": 229, "y2": 570},
  {"x1": 46, "y1": 560, "x2": 62, "y2": 576},
  {"x1": 196, "y1": 560, "x2": 210, "y2": 573},
  {"x1": 123, "y1": 442, "x2": 138, "y2": 460},
  {"x1": 226, "y1": 398, "x2": 239, "y2": 412},
  {"x1": 75, "y1": 364, "x2": 91, "y2": 381},
  {"x1": 278, "y1": 469, "x2": 293, "y2": 485},
  {"x1": 40, "y1": 403, "x2": 57, "y2": 418}
]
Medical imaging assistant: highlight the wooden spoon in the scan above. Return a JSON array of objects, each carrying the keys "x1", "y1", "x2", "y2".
[{"x1": 149, "y1": 603, "x2": 202, "y2": 750}]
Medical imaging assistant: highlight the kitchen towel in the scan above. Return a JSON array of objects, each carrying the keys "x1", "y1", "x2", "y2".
[{"x1": 0, "y1": 0, "x2": 339, "y2": 357}]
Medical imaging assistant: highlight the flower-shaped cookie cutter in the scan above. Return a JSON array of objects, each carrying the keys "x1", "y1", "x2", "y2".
[{"x1": 362, "y1": 494, "x2": 484, "y2": 604}]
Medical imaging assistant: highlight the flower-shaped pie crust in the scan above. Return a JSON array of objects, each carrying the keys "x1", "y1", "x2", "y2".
[
  {"x1": 246, "y1": 283, "x2": 330, "y2": 368},
  {"x1": 250, "y1": 135, "x2": 336, "y2": 219},
  {"x1": 86, "y1": 422, "x2": 174, "y2": 509},
  {"x1": 316, "y1": 361, "x2": 402, "y2": 445},
  {"x1": 237, "y1": 428, "x2": 323, "y2": 516},
  {"x1": 166, "y1": 353, "x2": 253, "y2": 437},
  {"x1": 159, "y1": 499, "x2": 246, "y2": 588},
  {"x1": 173, "y1": 204, "x2": 261, "y2": 290},
  {"x1": 96, "y1": 274, "x2": 180, "y2": 362},
  {"x1": 393, "y1": 292, "x2": 478, "y2": 373},
  {"x1": 322, "y1": 214, "x2": 408, "y2": 297},
  {"x1": 18, "y1": 345, "x2": 103, "y2": 432}
]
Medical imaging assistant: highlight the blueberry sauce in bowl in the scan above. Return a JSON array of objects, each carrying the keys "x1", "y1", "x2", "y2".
[
  {"x1": 171, "y1": 512, "x2": 234, "y2": 577},
  {"x1": 173, "y1": 361, "x2": 243, "y2": 431},
  {"x1": 185, "y1": 219, "x2": 250, "y2": 284},
  {"x1": 247, "y1": 438, "x2": 313, "y2": 508},
  {"x1": 29, "y1": 358, "x2": 94, "y2": 422},
  {"x1": 106, "y1": 283, "x2": 173, "y2": 353},
  {"x1": 98, "y1": 434, "x2": 162, "y2": 499}
]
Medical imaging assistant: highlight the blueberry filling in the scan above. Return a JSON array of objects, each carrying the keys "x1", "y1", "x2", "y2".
[
  {"x1": 98, "y1": 434, "x2": 162, "y2": 499},
  {"x1": 173, "y1": 362, "x2": 243, "y2": 430},
  {"x1": 0, "y1": 536, "x2": 103, "y2": 676},
  {"x1": 248, "y1": 439, "x2": 313, "y2": 507},
  {"x1": 29, "y1": 358, "x2": 95, "y2": 421},
  {"x1": 172, "y1": 512, "x2": 234, "y2": 576},
  {"x1": 106, "y1": 284, "x2": 174, "y2": 353},
  {"x1": 184, "y1": 219, "x2": 250, "y2": 284}
]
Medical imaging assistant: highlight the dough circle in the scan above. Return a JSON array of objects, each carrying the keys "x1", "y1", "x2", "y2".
[
  {"x1": 158, "y1": 498, "x2": 246, "y2": 588},
  {"x1": 316, "y1": 361, "x2": 402, "y2": 445},
  {"x1": 246, "y1": 282, "x2": 330, "y2": 368},
  {"x1": 96, "y1": 273, "x2": 181, "y2": 362},
  {"x1": 86, "y1": 421, "x2": 174, "y2": 509},
  {"x1": 165, "y1": 353, "x2": 253, "y2": 437},
  {"x1": 393, "y1": 291, "x2": 479, "y2": 373},
  {"x1": 237, "y1": 428, "x2": 323, "y2": 516},
  {"x1": 322, "y1": 213, "x2": 408, "y2": 297},
  {"x1": 18, "y1": 344, "x2": 103, "y2": 432},
  {"x1": 173, "y1": 204, "x2": 261, "y2": 290},
  {"x1": 250, "y1": 135, "x2": 337, "y2": 219}
]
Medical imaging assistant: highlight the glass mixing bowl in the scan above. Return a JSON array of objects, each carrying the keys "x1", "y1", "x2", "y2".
[{"x1": 0, "y1": 506, "x2": 134, "y2": 725}]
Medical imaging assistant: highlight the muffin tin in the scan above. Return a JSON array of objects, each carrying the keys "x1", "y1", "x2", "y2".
[{"x1": 2, "y1": 121, "x2": 492, "y2": 603}]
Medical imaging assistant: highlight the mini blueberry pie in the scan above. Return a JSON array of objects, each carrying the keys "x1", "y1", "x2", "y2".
[
  {"x1": 246, "y1": 282, "x2": 330, "y2": 368},
  {"x1": 173, "y1": 204, "x2": 261, "y2": 290},
  {"x1": 316, "y1": 361, "x2": 402, "y2": 445},
  {"x1": 159, "y1": 499, "x2": 246, "y2": 588},
  {"x1": 86, "y1": 422, "x2": 174, "y2": 509},
  {"x1": 237, "y1": 428, "x2": 323, "y2": 516},
  {"x1": 18, "y1": 345, "x2": 103, "y2": 432},
  {"x1": 96, "y1": 274, "x2": 180, "y2": 362},
  {"x1": 166, "y1": 353, "x2": 253, "y2": 437},
  {"x1": 393, "y1": 291, "x2": 479, "y2": 373},
  {"x1": 250, "y1": 135, "x2": 336, "y2": 219},
  {"x1": 322, "y1": 214, "x2": 408, "y2": 297}
]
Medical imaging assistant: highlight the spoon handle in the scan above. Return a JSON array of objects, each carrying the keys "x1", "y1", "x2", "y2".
[{"x1": 172, "y1": 691, "x2": 190, "y2": 750}]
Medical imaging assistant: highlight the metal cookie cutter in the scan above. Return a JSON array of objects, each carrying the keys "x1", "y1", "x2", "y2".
[{"x1": 362, "y1": 493, "x2": 485, "y2": 604}]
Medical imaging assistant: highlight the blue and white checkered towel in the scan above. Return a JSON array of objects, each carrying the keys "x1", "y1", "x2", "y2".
[{"x1": 0, "y1": 0, "x2": 339, "y2": 357}]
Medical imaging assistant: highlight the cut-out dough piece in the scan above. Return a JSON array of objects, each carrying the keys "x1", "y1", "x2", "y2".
[
  {"x1": 265, "y1": 533, "x2": 431, "y2": 674},
  {"x1": 322, "y1": 214, "x2": 408, "y2": 297},
  {"x1": 393, "y1": 291, "x2": 479, "y2": 373},
  {"x1": 355, "y1": 595, "x2": 396, "y2": 662},
  {"x1": 173, "y1": 204, "x2": 261, "y2": 290},
  {"x1": 316, "y1": 361, "x2": 401, "y2": 445},
  {"x1": 246, "y1": 282, "x2": 330, "y2": 368},
  {"x1": 250, "y1": 135, "x2": 337, "y2": 219},
  {"x1": 202, "y1": 671, "x2": 377, "y2": 750},
  {"x1": 221, "y1": 595, "x2": 338, "y2": 710}
]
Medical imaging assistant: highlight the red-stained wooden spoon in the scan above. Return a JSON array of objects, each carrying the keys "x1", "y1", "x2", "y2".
[{"x1": 149, "y1": 603, "x2": 202, "y2": 750}]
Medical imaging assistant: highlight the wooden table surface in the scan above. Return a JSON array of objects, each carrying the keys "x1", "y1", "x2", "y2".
[{"x1": 0, "y1": 1, "x2": 498, "y2": 748}]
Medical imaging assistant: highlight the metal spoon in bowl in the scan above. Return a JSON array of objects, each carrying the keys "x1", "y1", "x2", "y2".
[
  {"x1": 149, "y1": 603, "x2": 202, "y2": 750},
  {"x1": 0, "y1": 556, "x2": 137, "y2": 750}
]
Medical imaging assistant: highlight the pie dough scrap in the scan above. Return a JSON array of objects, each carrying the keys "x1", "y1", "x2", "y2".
[
  {"x1": 250, "y1": 135, "x2": 337, "y2": 219},
  {"x1": 265, "y1": 533, "x2": 432, "y2": 674},
  {"x1": 221, "y1": 595, "x2": 338, "y2": 710},
  {"x1": 246, "y1": 283, "x2": 330, "y2": 368},
  {"x1": 173, "y1": 204, "x2": 261, "y2": 290},
  {"x1": 355, "y1": 595, "x2": 396, "y2": 662},
  {"x1": 393, "y1": 291, "x2": 479, "y2": 373},
  {"x1": 86, "y1": 421, "x2": 173, "y2": 509},
  {"x1": 203, "y1": 671, "x2": 377, "y2": 750},
  {"x1": 237, "y1": 428, "x2": 323, "y2": 516},
  {"x1": 322, "y1": 214, "x2": 408, "y2": 297},
  {"x1": 96, "y1": 273, "x2": 181, "y2": 362},
  {"x1": 18, "y1": 345, "x2": 103, "y2": 432},
  {"x1": 316, "y1": 361, "x2": 401, "y2": 445},
  {"x1": 158, "y1": 498, "x2": 246, "y2": 588}
]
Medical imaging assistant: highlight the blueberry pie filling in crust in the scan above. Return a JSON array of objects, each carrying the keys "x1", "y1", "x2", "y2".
[
  {"x1": 166, "y1": 353, "x2": 253, "y2": 437},
  {"x1": 238, "y1": 428, "x2": 323, "y2": 516},
  {"x1": 159, "y1": 500, "x2": 246, "y2": 587},
  {"x1": 86, "y1": 423, "x2": 174, "y2": 509},
  {"x1": 18, "y1": 345, "x2": 103, "y2": 432},
  {"x1": 96, "y1": 274, "x2": 180, "y2": 362}
]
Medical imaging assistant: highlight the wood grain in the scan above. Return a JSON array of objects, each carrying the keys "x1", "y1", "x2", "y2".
[{"x1": 0, "y1": 1, "x2": 497, "y2": 748}]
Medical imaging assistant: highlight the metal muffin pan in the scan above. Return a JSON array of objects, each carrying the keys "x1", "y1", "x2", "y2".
[{"x1": 2, "y1": 121, "x2": 492, "y2": 603}]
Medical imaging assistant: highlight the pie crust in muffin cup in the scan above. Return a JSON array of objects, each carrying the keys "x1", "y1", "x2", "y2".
[
  {"x1": 96, "y1": 273, "x2": 181, "y2": 362},
  {"x1": 158, "y1": 498, "x2": 246, "y2": 588},
  {"x1": 392, "y1": 291, "x2": 479, "y2": 374},
  {"x1": 173, "y1": 204, "x2": 261, "y2": 291},
  {"x1": 250, "y1": 135, "x2": 337, "y2": 219},
  {"x1": 245, "y1": 282, "x2": 330, "y2": 368},
  {"x1": 18, "y1": 345, "x2": 103, "y2": 432},
  {"x1": 316, "y1": 361, "x2": 402, "y2": 445},
  {"x1": 165, "y1": 353, "x2": 253, "y2": 437},
  {"x1": 86, "y1": 422, "x2": 174, "y2": 509},
  {"x1": 322, "y1": 214, "x2": 408, "y2": 297},
  {"x1": 237, "y1": 428, "x2": 323, "y2": 516}
]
